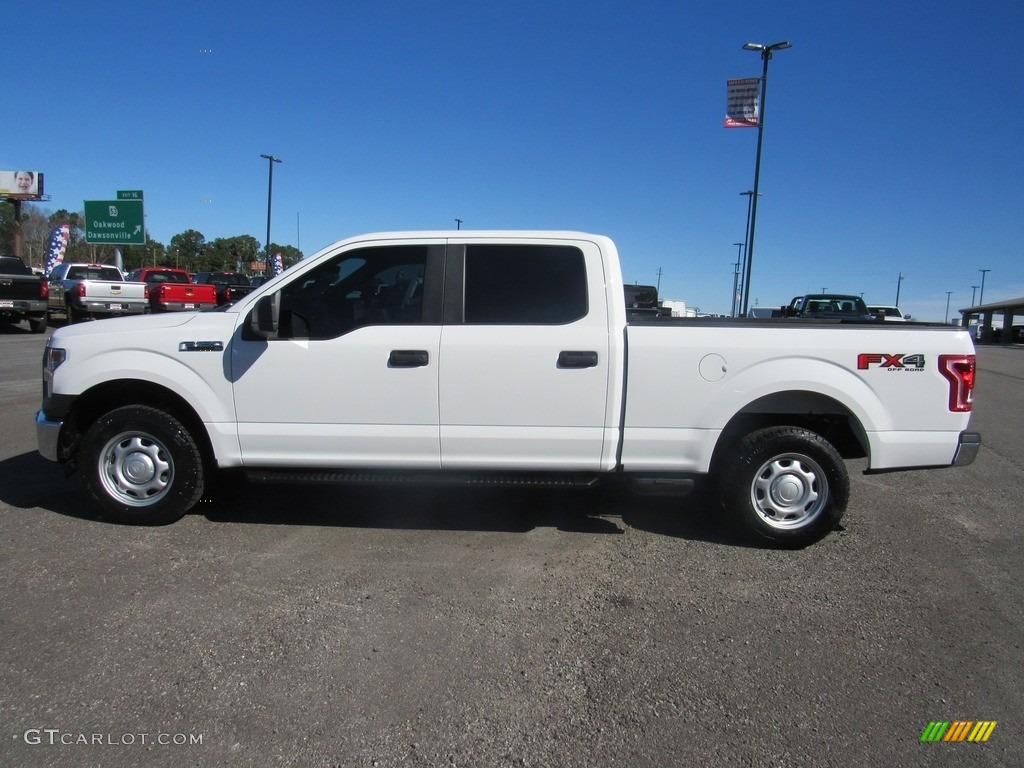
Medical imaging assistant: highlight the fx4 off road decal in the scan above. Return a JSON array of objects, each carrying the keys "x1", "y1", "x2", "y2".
[{"x1": 857, "y1": 353, "x2": 926, "y2": 371}]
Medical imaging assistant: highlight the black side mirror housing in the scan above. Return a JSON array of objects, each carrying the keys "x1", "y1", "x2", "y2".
[{"x1": 249, "y1": 293, "x2": 280, "y2": 338}]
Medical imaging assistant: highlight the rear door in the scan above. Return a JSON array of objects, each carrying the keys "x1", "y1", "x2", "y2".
[{"x1": 438, "y1": 238, "x2": 614, "y2": 471}]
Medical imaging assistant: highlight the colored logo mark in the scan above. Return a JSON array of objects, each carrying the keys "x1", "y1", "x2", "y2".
[{"x1": 921, "y1": 721, "x2": 997, "y2": 742}]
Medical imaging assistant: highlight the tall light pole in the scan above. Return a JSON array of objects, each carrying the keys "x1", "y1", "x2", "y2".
[
  {"x1": 738, "y1": 190, "x2": 760, "y2": 313},
  {"x1": 739, "y1": 40, "x2": 791, "y2": 317},
  {"x1": 978, "y1": 269, "x2": 990, "y2": 306},
  {"x1": 971, "y1": 285, "x2": 979, "y2": 306},
  {"x1": 945, "y1": 291, "x2": 953, "y2": 324},
  {"x1": 455, "y1": 218, "x2": 463, "y2": 230},
  {"x1": 260, "y1": 154, "x2": 282, "y2": 277},
  {"x1": 732, "y1": 242, "x2": 744, "y2": 316},
  {"x1": 895, "y1": 272, "x2": 904, "y2": 306}
]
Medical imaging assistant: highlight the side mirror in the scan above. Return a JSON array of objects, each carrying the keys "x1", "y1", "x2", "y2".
[{"x1": 249, "y1": 293, "x2": 280, "y2": 338}]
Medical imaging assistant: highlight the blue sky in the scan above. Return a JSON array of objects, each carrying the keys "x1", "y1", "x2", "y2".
[{"x1": 8, "y1": 0, "x2": 1023, "y2": 321}]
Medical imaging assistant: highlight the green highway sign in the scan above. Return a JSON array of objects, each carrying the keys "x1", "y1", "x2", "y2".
[
  {"x1": 117, "y1": 189, "x2": 143, "y2": 200},
  {"x1": 84, "y1": 199, "x2": 145, "y2": 245}
]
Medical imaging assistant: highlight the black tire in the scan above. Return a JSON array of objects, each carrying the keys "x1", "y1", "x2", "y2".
[
  {"x1": 79, "y1": 405, "x2": 205, "y2": 525},
  {"x1": 718, "y1": 426, "x2": 849, "y2": 547},
  {"x1": 28, "y1": 314, "x2": 47, "y2": 334},
  {"x1": 68, "y1": 304, "x2": 85, "y2": 324}
]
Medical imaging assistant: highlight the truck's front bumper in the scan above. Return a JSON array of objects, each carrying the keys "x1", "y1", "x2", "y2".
[
  {"x1": 36, "y1": 410, "x2": 62, "y2": 462},
  {"x1": 952, "y1": 431, "x2": 981, "y2": 467}
]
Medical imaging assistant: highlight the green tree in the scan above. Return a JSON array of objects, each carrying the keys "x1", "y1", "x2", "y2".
[
  {"x1": 168, "y1": 229, "x2": 207, "y2": 270},
  {"x1": 205, "y1": 235, "x2": 261, "y2": 272},
  {"x1": 121, "y1": 238, "x2": 167, "y2": 271},
  {"x1": 0, "y1": 200, "x2": 15, "y2": 253},
  {"x1": 18, "y1": 204, "x2": 52, "y2": 270},
  {"x1": 1, "y1": 201, "x2": 53, "y2": 267}
]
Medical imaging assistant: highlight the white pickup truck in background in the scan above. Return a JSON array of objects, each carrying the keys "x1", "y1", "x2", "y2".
[
  {"x1": 36, "y1": 231, "x2": 980, "y2": 546},
  {"x1": 47, "y1": 263, "x2": 149, "y2": 323}
]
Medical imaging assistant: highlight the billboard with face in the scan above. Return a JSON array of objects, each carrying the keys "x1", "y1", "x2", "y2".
[{"x1": 0, "y1": 170, "x2": 44, "y2": 200}]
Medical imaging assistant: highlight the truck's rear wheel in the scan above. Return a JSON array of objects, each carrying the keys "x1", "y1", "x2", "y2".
[
  {"x1": 79, "y1": 405, "x2": 205, "y2": 525},
  {"x1": 28, "y1": 314, "x2": 47, "y2": 334},
  {"x1": 719, "y1": 426, "x2": 848, "y2": 547}
]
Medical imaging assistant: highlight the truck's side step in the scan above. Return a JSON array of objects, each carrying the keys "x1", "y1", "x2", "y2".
[{"x1": 243, "y1": 469, "x2": 602, "y2": 489}]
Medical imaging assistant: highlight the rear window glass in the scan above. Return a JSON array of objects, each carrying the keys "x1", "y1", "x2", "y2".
[{"x1": 463, "y1": 245, "x2": 587, "y2": 324}]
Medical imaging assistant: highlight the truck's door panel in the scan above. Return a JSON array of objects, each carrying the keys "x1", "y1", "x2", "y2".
[
  {"x1": 438, "y1": 240, "x2": 613, "y2": 471},
  {"x1": 231, "y1": 242, "x2": 445, "y2": 467}
]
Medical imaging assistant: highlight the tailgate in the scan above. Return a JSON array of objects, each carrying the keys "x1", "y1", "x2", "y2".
[{"x1": 0, "y1": 276, "x2": 43, "y2": 301}]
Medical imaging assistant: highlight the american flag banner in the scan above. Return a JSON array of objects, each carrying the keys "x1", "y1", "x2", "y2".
[
  {"x1": 272, "y1": 251, "x2": 284, "y2": 277},
  {"x1": 44, "y1": 224, "x2": 71, "y2": 275}
]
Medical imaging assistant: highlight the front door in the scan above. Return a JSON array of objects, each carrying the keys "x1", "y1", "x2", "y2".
[{"x1": 231, "y1": 241, "x2": 444, "y2": 468}]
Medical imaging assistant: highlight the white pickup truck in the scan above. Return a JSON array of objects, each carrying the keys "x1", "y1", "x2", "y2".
[
  {"x1": 47, "y1": 263, "x2": 149, "y2": 323},
  {"x1": 36, "y1": 231, "x2": 980, "y2": 546}
]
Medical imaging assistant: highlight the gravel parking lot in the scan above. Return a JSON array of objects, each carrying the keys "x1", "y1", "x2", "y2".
[{"x1": 1, "y1": 325, "x2": 1021, "y2": 767}]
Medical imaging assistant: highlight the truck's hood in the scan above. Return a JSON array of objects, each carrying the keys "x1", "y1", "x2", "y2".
[{"x1": 50, "y1": 308, "x2": 238, "y2": 343}]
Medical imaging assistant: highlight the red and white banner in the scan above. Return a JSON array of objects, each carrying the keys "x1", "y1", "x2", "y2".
[
  {"x1": 44, "y1": 224, "x2": 70, "y2": 276},
  {"x1": 725, "y1": 78, "x2": 760, "y2": 128}
]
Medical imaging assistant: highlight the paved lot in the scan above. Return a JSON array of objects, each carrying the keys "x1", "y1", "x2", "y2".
[{"x1": 1, "y1": 324, "x2": 1021, "y2": 767}]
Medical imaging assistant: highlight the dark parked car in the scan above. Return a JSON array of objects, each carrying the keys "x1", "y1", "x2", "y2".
[{"x1": 193, "y1": 272, "x2": 255, "y2": 306}]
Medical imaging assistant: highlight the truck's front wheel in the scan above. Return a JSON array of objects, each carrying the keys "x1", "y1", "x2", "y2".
[
  {"x1": 79, "y1": 406, "x2": 205, "y2": 525},
  {"x1": 719, "y1": 426, "x2": 848, "y2": 547}
]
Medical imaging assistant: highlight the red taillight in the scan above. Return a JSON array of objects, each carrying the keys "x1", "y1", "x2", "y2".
[
  {"x1": 40, "y1": 281, "x2": 49, "y2": 299},
  {"x1": 76, "y1": 283, "x2": 87, "y2": 297},
  {"x1": 224, "y1": 287, "x2": 233, "y2": 301},
  {"x1": 939, "y1": 354, "x2": 976, "y2": 412}
]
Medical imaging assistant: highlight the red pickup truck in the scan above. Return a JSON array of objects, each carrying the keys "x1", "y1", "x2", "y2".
[{"x1": 127, "y1": 267, "x2": 218, "y2": 312}]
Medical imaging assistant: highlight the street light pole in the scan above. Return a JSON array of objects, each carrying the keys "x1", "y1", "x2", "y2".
[
  {"x1": 978, "y1": 269, "x2": 990, "y2": 306},
  {"x1": 260, "y1": 154, "x2": 282, "y2": 277},
  {"x1": 971, "y1": 285, "x2": 979, "y2": 306},
  {"x1": 732, "y1": 242, "x2": 744, "y2": 316},
  {"x1": 739, "y1": 40, "x2": 791, "y2": 317},
  {"x1": 895, "y1": 272, "x2": 904, "y2": 306},
  {"x1": 945, "y1": 291, "x2": 953, "y2": 324},
  {"x1": 738, "y1": 190, "x2": 760, "y2": 313}
]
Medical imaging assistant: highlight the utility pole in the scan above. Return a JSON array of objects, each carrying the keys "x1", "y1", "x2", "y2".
[
  {"x1": 260, "y1": 154, "x2": 282, "y2": 277},
  {"x1": 978, "y1": 269, "x2": 991, "y2": 305},
  {"x1": 655, "y1": 267, "x2": 664, "y2": 294},
  {"x1": 739, "y1": 41, "x2": 792, "y2": 317},
  {"x1": 455, "y1": 218, "x2": 463, "y2": 230},
  {"x1": 732, "y1": 242, "x2": 744, "y2": 316},
  {"x1": 945, "y1": 291, "x2": 953, "y2": 324},
  {"x1": 895, "y1": 272, "x2": 904, "y2": 306}
]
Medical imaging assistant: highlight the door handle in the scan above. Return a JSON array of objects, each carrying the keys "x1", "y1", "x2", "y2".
[
  {"x1": 557, "y1": 350, "x2": 599, "y2": 368},
  {"x1": 389, "y1": 350, "x2": 429, "y2": 367}
]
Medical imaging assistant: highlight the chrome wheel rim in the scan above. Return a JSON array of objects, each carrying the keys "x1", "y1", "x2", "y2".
[
  {"x1": 749, "y1": 452, "x2": 828, "y2": 530},
  {"x1": 97, "y1": 431, "x2": 173, "y2": 507}
]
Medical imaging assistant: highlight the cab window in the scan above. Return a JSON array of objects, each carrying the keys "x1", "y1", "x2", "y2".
[
  {"x1": 463, "y1": 245, "x2": 587, "y2": 324},
  {"x1": 278, "y1": 246, "x2": 428, "y2": 339}
]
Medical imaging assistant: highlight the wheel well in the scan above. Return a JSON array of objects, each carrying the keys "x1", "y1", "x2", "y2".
[
  {"x1": 710, "y1": 391, "x2": 868, "y2": 473},
  {"x1": 62, "y1": 380, "x2": 214, "y2": 468}
]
